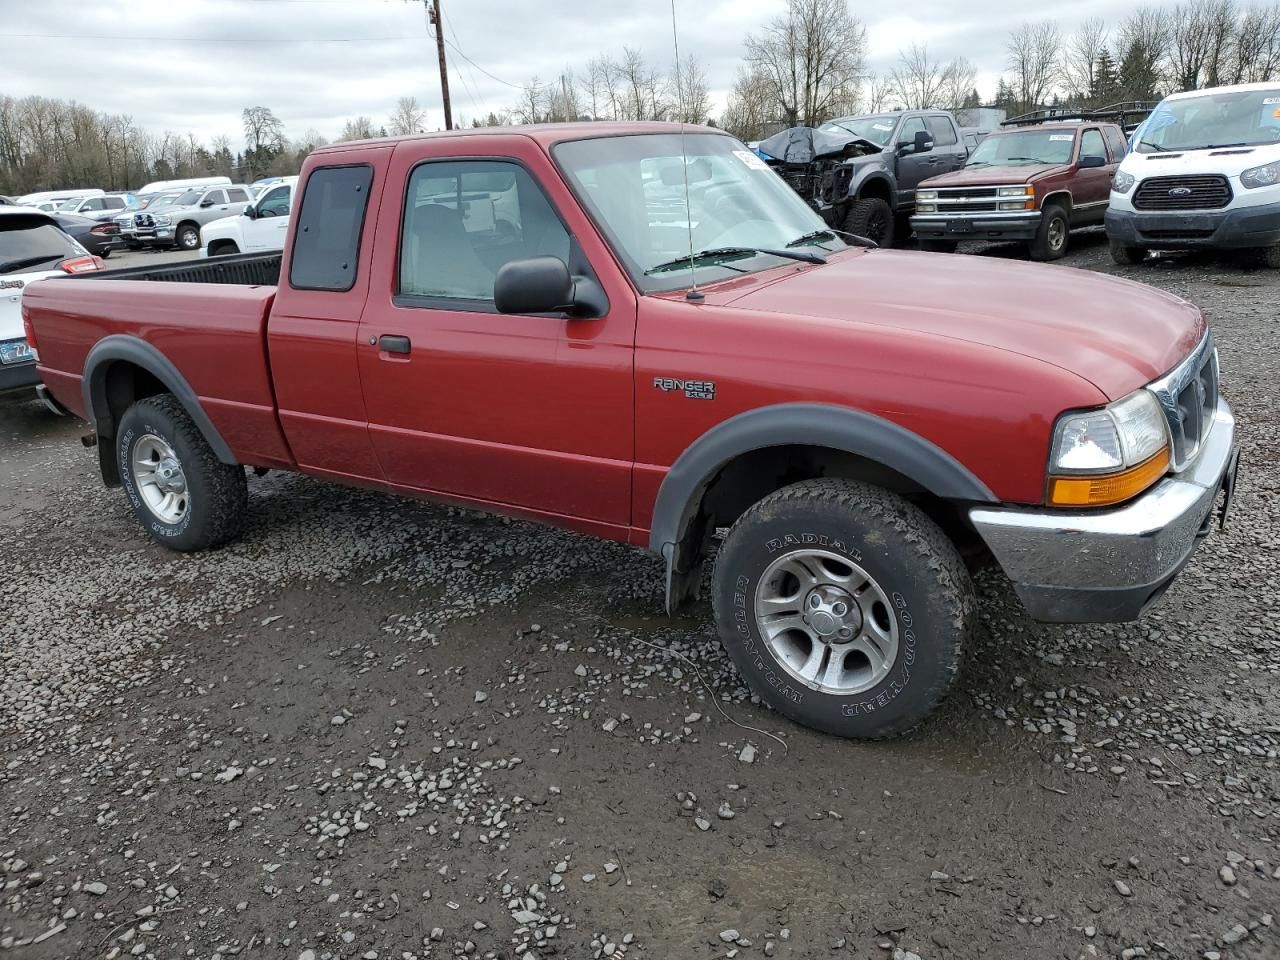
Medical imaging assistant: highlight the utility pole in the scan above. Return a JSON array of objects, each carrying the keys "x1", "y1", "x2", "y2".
[{"x1": 427, "y1": 0, "x2": 453, "y2": 130}]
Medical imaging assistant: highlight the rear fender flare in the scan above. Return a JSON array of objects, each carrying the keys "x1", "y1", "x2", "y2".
[
  {"x1": 83, "y1": 335, "x2": 236, "y2": 466},
  {"x1": 648, "y1": 403, "x2": 998, "y2": 611}
]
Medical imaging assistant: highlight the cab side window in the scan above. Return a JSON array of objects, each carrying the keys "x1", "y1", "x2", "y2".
[
  {"x1": 227, "y1": 187, "x2": 249, "y2": 203},
  {"x1": 1081, "y1": 129, "x2": 1107, "y2": 162},
  {"x1": 204, "y1": 189, "x2": 228, "y2": 205},
  {"x1": 398, "y1": 160, "x2": 571, "y2": 304},
  {"x1": 899, "y1": 116, "x2": 929, "y2": 147},
  {"x1": 1103, "y1": 127, "x2": 1127, "y2": 160},
  {"x1": 925, "y1": 116, "x2": 957, "y2": 146},
  {"x1": 258, "y1": 185, "x2": 291, "y2": 217},
  {"x1": 289, "y1": 164, "x2": 374, "y2": 292}
]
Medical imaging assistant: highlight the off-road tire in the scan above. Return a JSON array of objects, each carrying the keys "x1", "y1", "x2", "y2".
[
  {"x1": 1109, "y1": 240, "x2": 1148, "y2": 265},
  {"x1": 117, "y1": 394, "x2": 247, "y2": 552},
  {"x1": 843, "y1": 197, "x2": 895, "y2": 248},
  {"x1": 175, "y1": 223, "x2": 200, "y2": 250},
  {"x1": 711, "y1": 479, "x2": 975, "y2": 739},
  {"x1": 919, "y1": 239, "x2": 958, "y2": 253},
  {"x1": 1030, "y1": 203, "x2": 1070, "y2": 261}
]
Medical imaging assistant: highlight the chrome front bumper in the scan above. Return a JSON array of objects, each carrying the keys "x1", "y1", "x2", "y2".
[{"x1": 970, "y1": 401, "x2": 1238, "y2": 623}]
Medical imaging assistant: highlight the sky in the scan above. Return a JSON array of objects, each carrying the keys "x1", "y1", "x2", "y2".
[{"x1": 1, "y1": 0, "x2": 1162, "y2": 144}]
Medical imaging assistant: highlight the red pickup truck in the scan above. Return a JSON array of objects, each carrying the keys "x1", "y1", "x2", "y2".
[{"x1": 22, "y1": 122, "x2": 1240, "y2": 739}]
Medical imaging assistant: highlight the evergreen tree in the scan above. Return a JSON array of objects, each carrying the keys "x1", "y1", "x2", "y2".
[
  {"x1": 1092, "y1": 48, "x2": 1119, "y2": 105},
  {"x1": 961, "y1": 88, "x2": 982, "y2": 109}
]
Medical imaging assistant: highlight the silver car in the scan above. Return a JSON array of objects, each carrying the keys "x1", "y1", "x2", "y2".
[{"x1": 126, "y1": 185, "x2": 254, "y2": 250}]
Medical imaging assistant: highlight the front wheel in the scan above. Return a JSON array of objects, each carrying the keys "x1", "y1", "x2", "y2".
[
  {"x1": 1030, "y1": 205, "x2": 1070, "y2": 261},
  {"x1": 711, "y1": 479, "x2": 974, "y2": 739},
  {"x1": 117, "y1": 394, "x2": 248, "y2": 551},
  {"x1": 843, "y1": 198, "x2": 895, "y2": 248},
  {"x1": 175, "y1": 224, "x2": 200, "y2": 250},
  {"x1": 1109, "y1": 240, "x2": 1148, "y2": 265}
]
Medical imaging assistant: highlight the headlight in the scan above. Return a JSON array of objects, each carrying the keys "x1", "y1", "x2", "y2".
[
  {"x1": 915, "y1": 203, "x2": 937, "y2": 213},
  {"x1": 998, "y1": 200, "x2": 1034, "y2": 211},
  {"x1": 998, "y1": 185, "x2": 1033, "y2": 198},
  {"x1": 153, "y1": 215, "x2": 171, "y2": 226},
  {"x1": 1047, "y1": 389, "x2": 1170, "y2": 507},
  {"x1": 916, "y1": 190, "x2": 938, "y2": 201},
  {"x1": 1240, "y1": 159, "x2": 1280, "y2": 189},
  {"x1": 1112, "y1": 170, "x2": 1136, "y2": 194}
]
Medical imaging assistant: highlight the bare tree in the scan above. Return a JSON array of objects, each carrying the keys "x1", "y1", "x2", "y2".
[
  {"x1": 863, "y1": 73, "x2": 895, "y2": 112},
  {"x1": 889, "y1": 44, "x2": 945, "y2": 109},
  {"x1": 515, "y1": 78, "x2": 547, "y2": 124},
  {"x1": 939, "y1": 57, "x2": 977, "y2": 111},
  {"x1": 389, "y1": 96, "x2": 427, "y2": 135},
  {"x1": 720, "y1": 66, "x2": 775, "y2": 141},
  {"x1": 744, "y1": 0, "x2": 867, "y2": 126},
  {"x1": 1006, "y1": 21, "x2": 1061, "y2": 114},
  {"x1": 1062, "y1": 17, "x2": 1108, "y2": 102},
  {"x1": 580, "y1": 56, "x2": 611, "y2": 120},
  {"x1": 338, "y1": 116, "x2": 376, "y2": 142},
  {"x1": 1230, "y1": 3, "x2": 1280, "y2": 82},
  {"x1": 546, "y1": 71, "x2": 582, "y2": 122},
  {"x1": 671, "y1": 54, "x2": 712, "y2": 124}
]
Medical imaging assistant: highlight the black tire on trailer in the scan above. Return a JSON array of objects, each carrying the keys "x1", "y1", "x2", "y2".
[
  {"x1": 843, "y1": 197, "x2": 895, "y2": 248},
  {"x1": 116, "y1": 394, "x2": 248, "y2": 552},
  {"x1": 711, "y1": 478, "x2": 975, "y2": 740}
]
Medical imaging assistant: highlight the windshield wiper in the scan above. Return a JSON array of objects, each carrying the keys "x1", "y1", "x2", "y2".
[
  {"x1": 0, "y1": 254, "x2": 63, "y2": 274},
  {"x1": 1005, "y1": 157, "x2": 1049, "y2": 164},
  {"x1": 645, "y1": 246, "x2": 826, "y2": 275},
  {"x1": 1137, "y1": 142, "x2": 1172, "y2": 152},
  {"x1": 965, "y1": 160, "x2": 991, "y2": 167},
  {"x1": 787, "y1": 228, "x2": 876, "y2": 250}
]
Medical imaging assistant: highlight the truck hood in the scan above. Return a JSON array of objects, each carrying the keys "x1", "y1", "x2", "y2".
[
  {"x1": 720, "y1": 250, "x2": 1204, "y2": 400},
  {"x1": 1122, "y1": 142, "x2": 1280, "y2": 179},
  {"x1": 922, "y1": 163, "x2": 1069, "y2": 186}
]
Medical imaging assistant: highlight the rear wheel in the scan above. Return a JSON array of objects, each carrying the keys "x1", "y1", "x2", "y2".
[
  {"x1": 1109, "y1": 240, "x2": 1148, "y2": 265},
  {"x1": 98, "y1": 247, "x2": 112, "y2": 259},
  {"x1": 116, "y1": 394, "x2": 247, "y2": 551},
  {"x1": 711, "y1": 479, "x2": 974, "y2": 739},
  {"x1": 843, "y1": 198, "x2": 895, "y2": 248},
  {"x1": 1030, "y1": 204, "x2": 1070, "y2": 261},
  {"x1": 919, "y1": 239, "x2": 958, "y2": 254}
]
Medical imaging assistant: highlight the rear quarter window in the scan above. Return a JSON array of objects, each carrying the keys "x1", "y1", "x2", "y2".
[
  {"x1": 288, "y1": 164, "x2": 374, "y2": 292},
  {"x1": 0, "y1": 216, "x2": 82, "y2": 274}
]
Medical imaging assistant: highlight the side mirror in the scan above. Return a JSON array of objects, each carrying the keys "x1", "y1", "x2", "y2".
[
  {"x1": 1078, "y1": 155, "x2": 1107, "y2": 168},
  {"x1": 494, "y1": 256, "x2": 605, "y2": 318},
  {"x1": 199, "y1": 199, "x2": 214, "y2": 208},
  {"x1": 243, "y1": 205, "x2": 258, "y2": 219},
  {"x1": 913, "y1": 130, "x2": 934, "y2": 153}
]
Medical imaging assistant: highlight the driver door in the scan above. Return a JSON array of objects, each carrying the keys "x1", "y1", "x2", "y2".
[
  {"x1": 244, "y1": 183, "x2": 292, "y2": 251},
  {"x1": 894, "y1": 116, "x2": 937, "y2": 208}
]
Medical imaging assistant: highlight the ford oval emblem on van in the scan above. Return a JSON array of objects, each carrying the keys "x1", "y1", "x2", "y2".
[{"x1": 1169, "y1": 187, "x2": 1194, "y2": 197}]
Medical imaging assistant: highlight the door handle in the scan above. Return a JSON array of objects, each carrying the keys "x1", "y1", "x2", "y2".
[{"x1": 378, "y1": 335, "x2": 412, "y2": 355}]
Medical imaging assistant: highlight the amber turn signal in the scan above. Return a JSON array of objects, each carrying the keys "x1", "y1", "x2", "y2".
[{"x1": 1048, "y1": 448, "x2": 1171, "y2": 507}]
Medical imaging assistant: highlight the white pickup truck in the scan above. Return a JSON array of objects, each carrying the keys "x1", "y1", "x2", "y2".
[{"x1": 198, "y1": 177, "x2": 297, "y2": 258}]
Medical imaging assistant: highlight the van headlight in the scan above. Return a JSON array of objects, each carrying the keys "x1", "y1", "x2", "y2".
[
  {"x1": 1047, "y1": 390, "x2": 1170, "y2": 507},
  {"x1": 1240, "y1": 159, "x2": 1280, "y2": 188},
  {"x1": 1112, "y1": 170, "x2": 1136, "y2": 194}
]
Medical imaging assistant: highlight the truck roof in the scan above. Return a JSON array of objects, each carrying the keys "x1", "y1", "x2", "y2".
[{"x1": 311, "y1": 120, "x2": 729, "y2": 154}]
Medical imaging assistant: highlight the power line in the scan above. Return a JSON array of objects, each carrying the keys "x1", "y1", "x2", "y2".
[
  {"x1": 6, "y1": 32, "x2": 406, "y2": 42},
  {"x1": 441, "y1": 37, "x2": 525, "y2": 89}
]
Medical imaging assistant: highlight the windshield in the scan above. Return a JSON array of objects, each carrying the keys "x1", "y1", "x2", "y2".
[
  {"x1": 967, "y1": 130, "x2": 1077, "y2": 166},
  {"x1": 554, "y1": 133, "x2": 844, "y2": 293},
  {"x1": 818, "y1": 115, "x2": 898, "y2": 146},
  {"x1": 0, "y1": 217, "x2": 82, "y2": 275},
  {"x1": 1135, "y1": 87, "x2": 1280, "y2": 152},
  {"x1": 174, "y1": 190, "x2": 202, "y2": 206},
  {"x1": 145, "y1": 194, "x2": 183, "y2": 210},
  {"x1": 55, "y1": 197, "x2": 84, "y2": 210}
]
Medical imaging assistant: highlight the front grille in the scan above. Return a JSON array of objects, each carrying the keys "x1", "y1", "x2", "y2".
[
  {"x1": 134, "y1": 214, "x2": 154, "y2": 227},
  {"x1": 936, "y1": 186, "x2": 999, "y2": 199},
  {"x1": 1151, "y1": 336, "x2": 1219, "y2": 470},
  {"x1": 1133, "y1": 175, "x2": 1232, "y2": 211}
]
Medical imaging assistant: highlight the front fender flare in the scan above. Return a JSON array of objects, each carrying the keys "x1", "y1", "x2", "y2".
[
  {"x1": 83, "y1": 334, "x2": 236, "y2": 469},
  {"x1": 648, "y1": 403, "x2": 998, "y2": 611}
]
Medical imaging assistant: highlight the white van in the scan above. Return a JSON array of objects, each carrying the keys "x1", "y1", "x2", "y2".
[
  {"x1": 16, "y1": 188, "x2": 104, "y2": 207},
  {"x1": 1106, "y1": 82, "x2": 1280, "y2": 266},
  {"x1": 135, "y1": 176, "x2": 231, "y2": 196}
]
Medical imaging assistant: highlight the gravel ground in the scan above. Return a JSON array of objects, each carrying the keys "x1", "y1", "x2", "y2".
[{"x1": 1, "y1": 228, "x2": 1277, "y2": 960}]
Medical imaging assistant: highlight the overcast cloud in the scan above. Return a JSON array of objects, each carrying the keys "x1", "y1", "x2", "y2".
[{"x1": 3, "y1": 0, "x2": 1160, "y2": 143}]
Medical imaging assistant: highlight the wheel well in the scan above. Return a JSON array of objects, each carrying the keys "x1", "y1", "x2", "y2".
[
  {"x1": 208, "y1": 239, "x2": 239, "y2": 255},
  {"x1": 1042, "y1": 191, "x2": 1072, "y2": 212},
  {"x1": 176, "y1": 220, "x2": 200, "y2": 235},
  {"x1": 856, "y1": 178, "x2": 892, "y2": 204},
  {"x1": 96, "y1": 361, "x2": 168, "y2": 485},
  {"x1": 666, "y1": 444, "x2": 987, "y2": 610}
]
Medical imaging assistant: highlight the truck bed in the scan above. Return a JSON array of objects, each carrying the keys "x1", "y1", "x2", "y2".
[{"x1": 86, "y1": 252, "x2": 281, "y2": 287}]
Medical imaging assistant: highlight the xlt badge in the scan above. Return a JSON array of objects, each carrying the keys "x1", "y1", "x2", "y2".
[{"x1": 654, "y1": 376, "x2": 716, "y2": 400}]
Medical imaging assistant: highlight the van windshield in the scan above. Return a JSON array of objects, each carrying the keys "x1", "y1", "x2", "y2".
[{"x1": 1135, "y1": 87, "x2": 1280, "y2": 152}]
